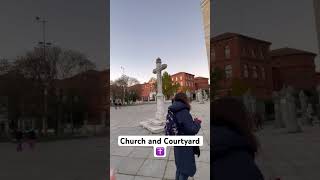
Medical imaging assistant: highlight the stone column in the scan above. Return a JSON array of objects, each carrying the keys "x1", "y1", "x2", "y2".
[{"x1": 140, "y1": 58, "x2": 167, "y2": 133}]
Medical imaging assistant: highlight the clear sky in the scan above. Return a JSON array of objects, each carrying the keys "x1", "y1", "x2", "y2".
[
  {"x1": 0, "y1": 0, "x2": 109, "y2": 70},
  {"x1": 111, "y1": 0, "x2": 209, "y2": 83},
  {"x1": 212, "y1": 0, "x2": 319, "y2": 71}
]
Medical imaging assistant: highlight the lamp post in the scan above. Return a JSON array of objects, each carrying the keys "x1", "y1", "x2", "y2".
[
  {"x1": 35, "y1": 16, "x2": 52, "y2": 135},
  {"x1": 120, "y1": 66, "x2": 125, "y2": 104}
]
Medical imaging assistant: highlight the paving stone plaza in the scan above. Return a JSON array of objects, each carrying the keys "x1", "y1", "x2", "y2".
[
  {"x1": 2, "y1": 100, "x2": 320, "y2": 179},
  {"x1": 110, "y1": 101, "x2": 210, "y2": 180},
  {"x1": 256, "y1": 124, "x2": 320, "y2": 180},
  {"x1": 0, "y1": 137, "x2": 108, "y2": 180}
]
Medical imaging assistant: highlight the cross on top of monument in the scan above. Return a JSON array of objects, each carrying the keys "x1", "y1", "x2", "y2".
[{"x1": 153, "y1": 57, "x2": 167, "y2": 74}]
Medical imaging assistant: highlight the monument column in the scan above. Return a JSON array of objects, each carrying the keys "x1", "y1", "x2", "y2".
[{"x1": 140, "y1": 58, "x2": 167, "y2": 133}]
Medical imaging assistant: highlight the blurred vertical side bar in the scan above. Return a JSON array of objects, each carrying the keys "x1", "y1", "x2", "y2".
[{"x1": 315, "y1": 0, "x2": 320, "y2": 56}]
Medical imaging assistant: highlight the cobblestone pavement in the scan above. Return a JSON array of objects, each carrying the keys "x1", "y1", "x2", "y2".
[
  {"x1": 0, "y1": 137, "x2": 108, "y2": 180},
  {"x1": 110, "y1": 101, "x2": 210, "y2": 180},
  {"x1": 256, "y1": 124, "x2": 320, "y2": 180}
]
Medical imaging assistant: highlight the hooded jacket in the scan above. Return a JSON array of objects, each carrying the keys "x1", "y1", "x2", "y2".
[
  {"x1": 212, "y1": 125, "x2": 264, "y2": 180},
  {"x1": 169, "y1": 100, "x2": 201, "y2": 176}
]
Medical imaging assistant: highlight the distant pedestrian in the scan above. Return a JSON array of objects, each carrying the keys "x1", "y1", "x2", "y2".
[
  {"x1": 15, "y1": 129, "x2": 23, "y2": 152},
  {"x1": 27, "y1": 129, "x2": 37, "y2": 150},
  {"x1": 113, "y1": 99, "x2": 117, "y2": 109},
  {"x1": 254, "y1": 113, "x2": 263, "y2": 131}
]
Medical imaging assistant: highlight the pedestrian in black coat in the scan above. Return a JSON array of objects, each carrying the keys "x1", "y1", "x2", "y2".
[
  {"x1": 212, "y1": 97, "x2": 264, "y2": 180},
  {"x1": 168, "y1": 92, "x2": 202, "y2": 180}
]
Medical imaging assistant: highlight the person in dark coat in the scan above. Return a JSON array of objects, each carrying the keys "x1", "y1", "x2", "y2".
[
  {"x1": 168, "y1": 92, "x2": 202, "y2": 180},
  {"x1": 212, "y1": 97, "x2": 264, "y2": 180},
  {"x1": 15, "y1": 129, "x2": 23, "y2": 152}
]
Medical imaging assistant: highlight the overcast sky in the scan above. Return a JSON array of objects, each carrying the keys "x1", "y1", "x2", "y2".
[
  {"x1": 0, "y1": 0, "x2": 109, "y2": 70},
  {"x1": 110, "y1": 0, "x2": 208, "y2": 83},
  {"x1": 212, "y1": 0, "x2": 319, "y2": 71}
]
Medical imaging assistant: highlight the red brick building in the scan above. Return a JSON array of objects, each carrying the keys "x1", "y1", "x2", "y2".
[
  {"x1": 129, "y1": 78, "x2": 156, "y2": 101},
  {"x1": 211, "y1": 32, "x2": 318, "y2": 100},
  {"x1": 171, "y1": 72, "x2": 196, "y2": 92},
  {"x1": 211, "y1": 33, "x2": 273, "y2": 99},
  {"x1": 316, "y1": 73, "x2": 320, "y2": 86},
  {"x1": 56, "y1": 69, "x2": 109, "y2": 126},
  {"x1": 270, "y1": 48, "x2": 317, "y2": 91},
  {"x1": 194, "y1": 77, "x2": 209, "y2": 91}
]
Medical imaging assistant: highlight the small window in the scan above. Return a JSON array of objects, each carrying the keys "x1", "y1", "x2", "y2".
[
  {"x1": 251, "y1": 50, "x2": 256, "y2": 58},
  {"x1": 260, "y1": 50, "x2": 264, "y2": 59},
  {"x1": 180, "y1": 76, "x2": 182, "y2": 80},
  {"x1": 243, "y1": 64, "x2": 249, "y2": 78},
  {"x1": 225, "y1": 65, "x2": 232, "y2": 79},
  {"x1": 211, "y1": 49, "x2": 216, "y2": 59},
  {"x1": 242, "y1": 48, "x2": 246, "y2": 56},
  {"x1": 261, "y1": 67, "x2": 266, "y2": 80},
  {"x1": 252, "y1": 66, "x2": 258, "y2": 79},
  {"x1": 224, "y1": 46, "x2": 231, "y2": 59}
]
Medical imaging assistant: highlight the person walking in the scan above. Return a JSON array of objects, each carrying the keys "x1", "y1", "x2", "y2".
[
  {"x1": 15, "y1": 129, "x2": 23, "y2": 152},
  {"x1": 212, "y1": 97, "x2": 264, "y2": 180},
  {"x1": 167, "y1": 92, "x2": 202, "y2": 180},
  {"x1": 27, "y1": 129, "x2": 36, "y2": 150}
]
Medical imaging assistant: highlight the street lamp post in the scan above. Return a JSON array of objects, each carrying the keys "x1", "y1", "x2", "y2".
[{"x1": 35, "y1": 16, "x2": 52, "y2": 136}]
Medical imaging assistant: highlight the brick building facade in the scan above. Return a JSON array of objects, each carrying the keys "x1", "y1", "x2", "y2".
[
  {"x1": 171, "y1": 72, "x2": 196, "y2": 92},
  {"x1": 270, "y1": 48, "x2": 317, "y2": 91},
  {"x1": 194, "y1": 77, "x2": 209, "y2": 91},
  {"x1": 211, "y1": 33, "x2": 273, "y2": 99},
  {"x1": 211, "y1": 32, "x2": 318, "y2": 100}
]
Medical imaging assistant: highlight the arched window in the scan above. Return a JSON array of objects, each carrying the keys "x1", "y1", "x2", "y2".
[
  {"x1": 252, "y1": 66, "x2": 258, "y2": 79},
  {"x1": 260, "y1": 49, "x2": 264, "y2": 59},
  {"x1": 261, "y1": 67, "x2": 266, "y2": 80},
  {"x1": 243, "y1": 64, "x2": 249, "y2": 78},
  {"x1": 251, "y1": 50, "x2": 256, "y2": 58},
  {"x1": 224, "y1": 46, "x2": 230, "y2": 59}
]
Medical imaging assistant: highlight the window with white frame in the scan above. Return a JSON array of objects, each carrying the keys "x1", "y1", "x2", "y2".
[
  {"x1": 243, "y1": 64, "x2": 249, "y2": 78},
  {"x1": 252, "y1": 66, "x2": 258, "y2": 79},
  {"x1": 225, "y1": 46, "x2": 230, "y2": 59},
  {"x1": 261, "y1": 67, "x2": 266, "y2": 80},
  {"x1": 225, "y1": 65, "x2": 232, "y2": 79}
]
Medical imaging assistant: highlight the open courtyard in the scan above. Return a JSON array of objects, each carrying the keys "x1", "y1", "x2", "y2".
[
  {"x1": 110, "y1": 101, "x2": 210, "y2": 180},
  {"x1": 0, "y1": 137, "x2": 108, "y2": 180},
  {"x1": 256, "y1": 123, "x2": 320, "y2": 180}
]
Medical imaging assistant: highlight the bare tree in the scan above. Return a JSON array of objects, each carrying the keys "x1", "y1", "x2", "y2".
[
  {"x1": 0, "y1": 59, "x2": 11, "y2": 75},
  {"x1": 57, "y1": 49, "x2": 95, "y2": 79}
]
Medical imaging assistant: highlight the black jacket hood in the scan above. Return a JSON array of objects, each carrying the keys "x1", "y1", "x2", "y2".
[
  {"x1": 213, "y1": 125, "x2": 254, "y2": 161},
  {"x1": 168, "y1": 100, "x2": 189, "y2": 113}
]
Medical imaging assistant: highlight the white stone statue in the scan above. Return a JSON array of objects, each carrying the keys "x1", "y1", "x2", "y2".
[
  {"x1": 306, "y1": 103, "x2": 314, "y2": 126},
  {"x1": 140, "y1": 58, "x2": 167, "y2": 133},
  {"x1": 281, "y1": 87, "x2": 302, "y2": 133},
  {"x1": 299, "y1": 90, "x2": 309, "y2": 125},
  {"x1": 203, "y1": 90, "x2": 208, "y2": 101},
  {"x1": 243, "y1": 89, "x2": 256, "y2": 114},
  {"x1": 272, "y1": 91, "x2": 285, "y2": 128},
  {"x1": 299, "y1": 91, "x2": 308, "y2": 113},
  {"x1": 198, "y1": 89, "x2": 204, "y2": 104}
]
